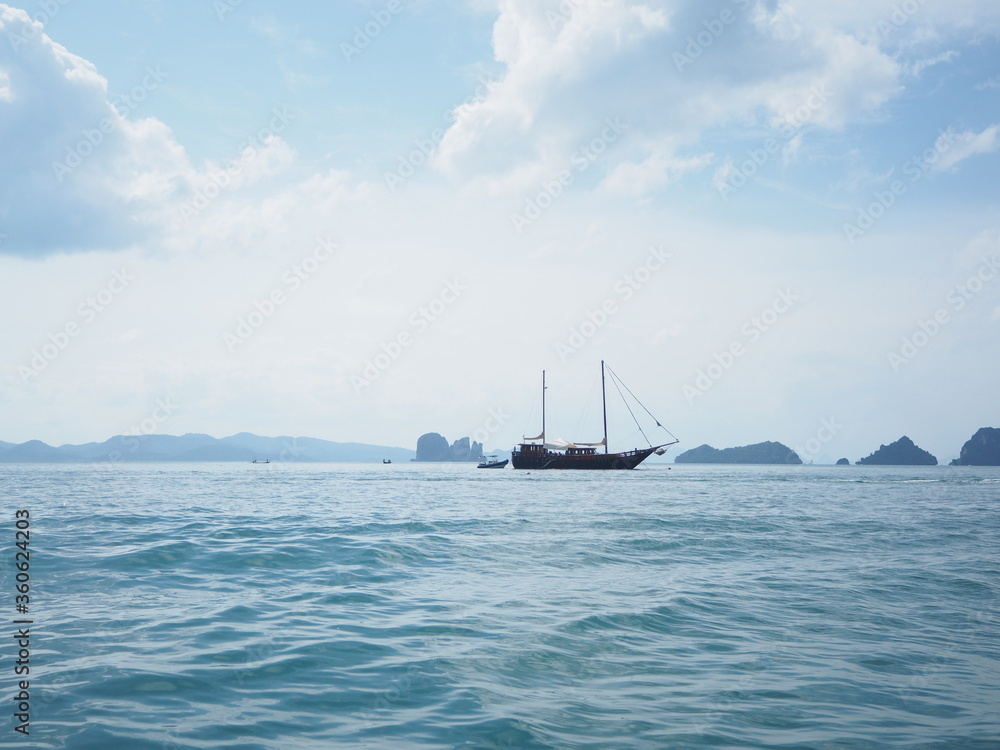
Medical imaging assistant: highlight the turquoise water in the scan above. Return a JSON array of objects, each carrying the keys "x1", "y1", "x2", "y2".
[{"x1": 3, "y1": 463, "x2": 999, "y2": 749}]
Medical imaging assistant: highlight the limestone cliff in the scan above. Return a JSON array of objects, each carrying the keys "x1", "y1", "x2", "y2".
[
  {"x1": 856, "y1": 436, "x2": 936, "y2": 466},
  {"x1": 414, "y1": 433, "x2": 483, "y2": 462},
  {"x1": 950, "y1": 427, "x2": 1000, "y2": 466},
  {"x1": 674, "y1": 441, "x2": 802, "y2": 464}
]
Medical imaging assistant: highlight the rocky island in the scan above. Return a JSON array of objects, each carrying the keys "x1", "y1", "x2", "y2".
[
  {"x1": 674, "y1": 441, "x2": 802, "y2": 464},
  {"x1": 856, "y1": 436, "x2": 937, "y2": 465},
  {"x1": 949, "y1": 427, "x2": 1000, "y2": 466},
  {"x1": 414, "y1": 433, "x2": 484, "y2": 462}
]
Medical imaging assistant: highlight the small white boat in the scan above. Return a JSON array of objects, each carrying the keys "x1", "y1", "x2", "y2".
[{"x1": 477, "y1": 455, "x2": 509, "y2": 469}]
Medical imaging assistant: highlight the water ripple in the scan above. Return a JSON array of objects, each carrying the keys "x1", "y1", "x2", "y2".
[{"x1": 4, "y1": 463, "x2": 998, "y2": 748}]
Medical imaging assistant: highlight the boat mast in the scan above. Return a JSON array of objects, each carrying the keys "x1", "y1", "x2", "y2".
[
  {"x1": 601, "y1": 360, "x2": 608, "y2": 453},
  {"x1": 541, "y1": 370, "x2": 546, "y2": 445}
]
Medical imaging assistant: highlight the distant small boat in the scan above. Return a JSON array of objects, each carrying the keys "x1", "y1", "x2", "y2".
[
  {"x1": 383, "y1": 459, "x2": 392, "y2": 464},
  {"x1": 477, "y1": 455, "x2": 509, "y2": 469},
  {"x1": 252, "y1": 459, "x2": 270, "y2": 464}
]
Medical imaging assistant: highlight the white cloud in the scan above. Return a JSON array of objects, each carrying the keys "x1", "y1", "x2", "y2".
[
  {"x1": 933, "y1": 125, "x2": 1000, "y2": 172},
  {"x1": 650, "y1": 323, "x2": 681, "y2": 346},
  {"x1": 601, "y1": 146, "x2": 713, "y2": 196},
  {"x1": 433, "y1": 0, "x2": 670, "y2": 179},
  {"x1": 782, "y1": 133, "x2": 804, "y2": 164},
  {"x1": 0, "y1": 5, "x2": 306, "y2": 258},
  {"x1": 765, "y1": 0, "x2": 1000, "y2": 43},
  {"x1": 434, "y1": 0, "x2": 912, "y2": 191},
  {"x1": 746, "y1": 20, "x2": 902, "y2": 131},
  {"x1": 0, "y1": 6, "x2": 188, "y2": 256},
  {"x1": 712, "y1": 160, "x2": 735, "y2": 193},
  {"x1": 908, "y1": 49, "x2": 958, "y2": 77}
]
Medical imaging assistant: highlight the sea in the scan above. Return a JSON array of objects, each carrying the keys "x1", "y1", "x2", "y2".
[{"x1": 3, "y1": 462, "x2": 999, "y2": 749}]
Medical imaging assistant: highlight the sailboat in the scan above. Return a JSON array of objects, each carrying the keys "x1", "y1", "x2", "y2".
[{"x1": 510, "y1": 361, "x2": 678, "y2": 470}]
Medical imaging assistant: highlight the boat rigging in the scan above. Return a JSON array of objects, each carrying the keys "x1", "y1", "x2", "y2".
[{"x1": 511, "y1": 361, "x2": 678, "y2": 470}]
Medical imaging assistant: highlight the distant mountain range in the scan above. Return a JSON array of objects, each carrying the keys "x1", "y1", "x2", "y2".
[{"x1": 0, "y1": 433, "x2": 415, "y2": 463}]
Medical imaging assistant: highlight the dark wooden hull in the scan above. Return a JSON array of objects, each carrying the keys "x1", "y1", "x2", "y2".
[{"x1": 511, "y1": 446, "x2": 659, "y2": 470}]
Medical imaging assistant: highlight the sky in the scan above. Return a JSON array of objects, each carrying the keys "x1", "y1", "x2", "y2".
[{"x1": 1, "y1": 0, "x2": 999, "y2": 464}]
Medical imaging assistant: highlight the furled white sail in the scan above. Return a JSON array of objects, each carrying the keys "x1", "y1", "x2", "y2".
[{"x1": 544, "y1": 438, "x2": 573, "y2": 449}]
